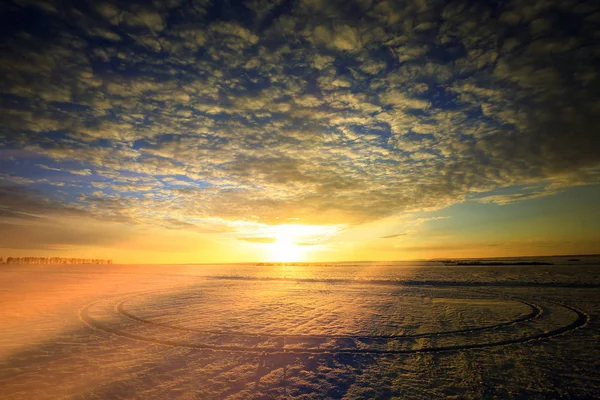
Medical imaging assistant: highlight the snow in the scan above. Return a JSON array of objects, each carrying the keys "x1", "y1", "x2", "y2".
[{"x1": 1, "y1": 261, "x2": 599, "y2": 398}]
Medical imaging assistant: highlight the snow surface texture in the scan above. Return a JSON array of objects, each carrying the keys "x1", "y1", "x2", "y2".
[{"x1": 1, "y1": 259, "x2": 599, "y2": 399}]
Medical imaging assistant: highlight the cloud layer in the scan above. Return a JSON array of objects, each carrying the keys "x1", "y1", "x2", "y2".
[{"x1": 1, "y1": 0, "x2": 599, "y2": 239}]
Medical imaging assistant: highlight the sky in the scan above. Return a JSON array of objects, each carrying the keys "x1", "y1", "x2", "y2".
[{"x1": 0, "y1": 0, "x2": 599, "y2": 263}]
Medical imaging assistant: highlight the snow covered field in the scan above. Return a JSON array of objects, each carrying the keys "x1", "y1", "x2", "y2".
[{"x1": 1, "y1": 259, "x2": 599, "y2": 399}]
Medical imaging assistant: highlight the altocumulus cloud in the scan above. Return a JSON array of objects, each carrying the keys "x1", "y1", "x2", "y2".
[{"x1": 1, "y1": 0, "x2": 599, "y2": 235}]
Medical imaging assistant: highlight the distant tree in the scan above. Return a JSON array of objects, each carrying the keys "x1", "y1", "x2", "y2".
[{"x1": 0, "y1": 256, "x2": 113, "y2": 265}]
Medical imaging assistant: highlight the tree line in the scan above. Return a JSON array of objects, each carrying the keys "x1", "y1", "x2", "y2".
[{"x1": 0, "y1": 257, "x2": 113, "y2": 264}]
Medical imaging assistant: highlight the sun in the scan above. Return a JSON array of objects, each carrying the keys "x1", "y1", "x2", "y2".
[
  {"x1": 268, "y1": 239, "x2": 305, "y2": 262},
  {"x1": 267, "y1": 225, "x2": 306, "y2": 262},
  {"x1": 256, "y1": 223, "x2": 342, "y2": 263}
]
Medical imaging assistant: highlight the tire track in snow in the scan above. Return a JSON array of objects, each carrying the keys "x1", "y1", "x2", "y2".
[
  {"x1": 115, "y1": 295, "x2": 542, "y2": 340},
  {"x1": 78, "y1": 286, "x2": 590, "y2": 355}
]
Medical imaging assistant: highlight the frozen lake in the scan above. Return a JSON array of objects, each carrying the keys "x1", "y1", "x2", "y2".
[{"x1": 1, "y1": 259, "x2": 599, "y2": 399}]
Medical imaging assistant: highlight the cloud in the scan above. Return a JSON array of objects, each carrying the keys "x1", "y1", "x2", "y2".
[
  {"x1": 236, "y1": 236, "x2": 277, "y2": 244},
  {"x1": 475, "y1": 189, "x2": 561, "y2": 205},
  {"x1": 294, "y1": 241, "x2": 321, "y2": 246},
  {"x1": 0, "y1": 220, "x2": 128, "y2": 250},
  {"x1": 0, "y1": 0, "x2": 598, "y2": 242},
  {"x1": 37, "y1": 164, "x2": 92, "y2": 176},
  {"x1": 380, "y1": 233, "x2": 407, "y2": 239},
  {"x1": 0, "y1": 183, "x2": 88, "y2": 219}
]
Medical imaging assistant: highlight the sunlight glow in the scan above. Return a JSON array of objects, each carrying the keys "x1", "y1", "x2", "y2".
[
  {"x1": 268, "y1": 240, "x2": 305, "y2": 262},
  {"x1": 265, "y1": 224, "x2": 340, "y2": 262},
  {"x1": 268, "y1": 225, "x2": 307, "y2": 262}
]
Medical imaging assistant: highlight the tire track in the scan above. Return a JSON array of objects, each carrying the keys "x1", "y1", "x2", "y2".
[
  {"x1": 78, "y1": 288, "x2": 590, "y2": 355},
  {"x1": 115, "y1": 294, "x2": 542, "y2": 340}
]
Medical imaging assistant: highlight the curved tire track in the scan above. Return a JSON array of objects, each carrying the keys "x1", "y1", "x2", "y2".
[
  {"x1": 78, "y1": 289, "x2": 589, "y2": 355},
  {"x1": 115, "y1": 296, "x2": 542, "y2": 340}
]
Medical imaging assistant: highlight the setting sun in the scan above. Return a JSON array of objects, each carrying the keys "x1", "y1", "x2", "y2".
[
  {"x1": 268, "y1": 239, "x2": 304, "y2": 262},
  {"x1": 262, "y1": 224, "x2": 339, "y2": 262},
  {"x1": 267, "y1": 225, "x2": 309, "y2": 262}
]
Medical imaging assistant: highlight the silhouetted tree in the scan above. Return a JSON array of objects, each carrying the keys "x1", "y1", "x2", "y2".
[{"x1": 0, "y1": 256, "x2": 113, "y2": 264}]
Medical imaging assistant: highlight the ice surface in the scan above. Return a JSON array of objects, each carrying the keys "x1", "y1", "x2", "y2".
[{"x1": 1, "y1": 260, "x2": 599, "y2": 399}]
